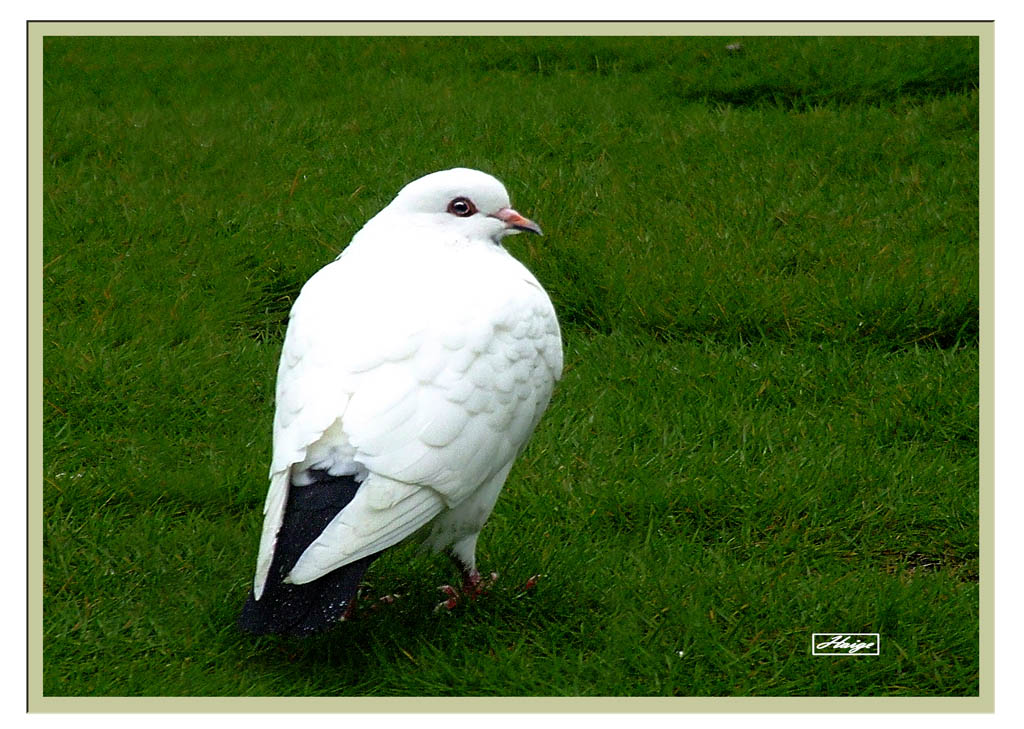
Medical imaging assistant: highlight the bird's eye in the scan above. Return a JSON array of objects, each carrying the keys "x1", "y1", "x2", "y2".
[{"x1": 447, "y1": 197, "x2": 477, "y2": 217}]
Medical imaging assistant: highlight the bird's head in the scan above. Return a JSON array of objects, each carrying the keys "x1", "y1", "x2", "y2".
[{"x1": 376, "y1": 167, "x2": 542, "y2": 245}]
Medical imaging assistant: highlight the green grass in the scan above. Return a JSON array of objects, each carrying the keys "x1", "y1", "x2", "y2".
[{"x1": 42, "y1": 35, "x2": 979, "y2": 697}]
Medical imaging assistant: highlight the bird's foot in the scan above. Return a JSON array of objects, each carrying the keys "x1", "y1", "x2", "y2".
[
  {"x1": 464, "y1": 568, "x2": 499, "y2": 596},
  {"x1": 341, "y1": 588, "x2": 401, "y2": 620},
  {"x1": 434, "y1": 584, "x2": 460, "y2": 612},
  {"x1": 434, "y1": 570, "x2": 499, "y2": 612},
  {"x1": 368, "y1": 592, "x2": 402, "y2": 613}
]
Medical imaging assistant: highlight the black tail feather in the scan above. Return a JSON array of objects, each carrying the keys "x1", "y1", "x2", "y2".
[{"x1": 238, "y1": 469, "x2": 381, "y2": 636}]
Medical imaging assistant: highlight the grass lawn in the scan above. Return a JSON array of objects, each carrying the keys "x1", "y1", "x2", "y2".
[{"x1": 41, "y1": 35, "x2": 979, "y2": 697}]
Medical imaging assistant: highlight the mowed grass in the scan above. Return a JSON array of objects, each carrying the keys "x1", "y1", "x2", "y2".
[{"x1": 41, "y1": 35, "x2": 979, "y2": 697}]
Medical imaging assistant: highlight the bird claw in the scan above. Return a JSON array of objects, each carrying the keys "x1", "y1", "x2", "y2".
[
  {"x1": 510, "y1": 573, "x2": 543, "y2": 599},
  {"x1": 368, "y1": 593, "x2": 401, "y2": 612},
  {"x1": 434, "y1": 595, "x2": 460, "y2": 612},
  {"x1": 464, "y1": 570, "x2": 499, "y2": 596},
  {"x1": 434, "y1": 571, "x2": 499, "y2": 612}
]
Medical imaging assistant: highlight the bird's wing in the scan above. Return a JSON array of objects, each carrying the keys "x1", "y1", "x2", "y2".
[
  {"x1": 254, "y1": 246, "x2": 561, "y2": 596},
  {"x1": 285, "y1": 472, "x2": 445, "y2": 584}
]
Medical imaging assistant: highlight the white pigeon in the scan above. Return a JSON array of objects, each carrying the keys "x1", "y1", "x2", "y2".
[{"x1": 238, "y1": 167, "x2": 563, "y2": 635}]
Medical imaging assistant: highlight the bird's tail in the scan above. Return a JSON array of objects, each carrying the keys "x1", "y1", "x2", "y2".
[{"x1": 238, "y1": 470, "x2": 380, "y2": 636}]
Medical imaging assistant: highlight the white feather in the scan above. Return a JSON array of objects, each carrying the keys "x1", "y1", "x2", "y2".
[{"x1": 251, "y1": 168, "x2": 562, "y2": 598}]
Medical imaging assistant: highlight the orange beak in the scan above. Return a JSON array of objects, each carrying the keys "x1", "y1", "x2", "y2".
[{"x1": 490, "y1": 207, "x2": 543, "y2": 235}]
